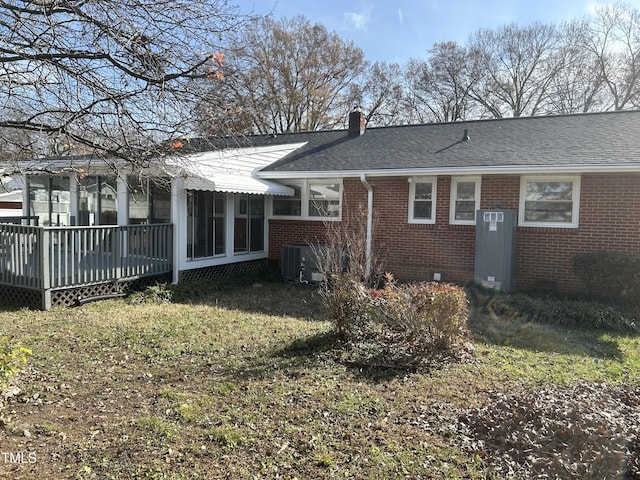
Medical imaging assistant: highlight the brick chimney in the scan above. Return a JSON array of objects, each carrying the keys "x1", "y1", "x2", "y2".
[{"x1": 348, "y1": 107, "x2": 366, "y2": 136}]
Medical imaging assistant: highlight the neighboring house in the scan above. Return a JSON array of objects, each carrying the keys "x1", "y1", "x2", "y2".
[
  {"x1": 1, "y1": 109, "x2": 639, "y2": 309},
  {"x1": 0, "y1": 176, "x2": 23, "y2": 218},
  {"x1": 0, "y1": 189, "x2": 22, "y2": 217}
]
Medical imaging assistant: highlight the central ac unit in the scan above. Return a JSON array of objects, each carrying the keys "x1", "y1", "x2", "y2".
[{"x1": 281, "y1": 243, "x2": 325, "y2": 283}]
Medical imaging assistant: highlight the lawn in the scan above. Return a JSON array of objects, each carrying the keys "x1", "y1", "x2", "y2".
[{"x1": 0, "y1": 281, "x2": 638, "y2": 479}]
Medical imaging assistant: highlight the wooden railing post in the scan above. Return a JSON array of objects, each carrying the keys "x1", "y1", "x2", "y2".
[{"x1": 40, "y1": 228, "x2": 52, "y2": 310}]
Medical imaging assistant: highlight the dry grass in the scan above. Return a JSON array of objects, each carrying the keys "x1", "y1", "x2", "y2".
[{"x1": 0, "y1": 281, "x2": 638, "y2": 479}]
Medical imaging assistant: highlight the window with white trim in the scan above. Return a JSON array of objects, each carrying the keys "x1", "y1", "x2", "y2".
[
  {"x1": 519, "y1": 176, "x2": 580, "y2": 228},
  {"x1": 270, "y1": 180, "x2": 342, "y2": 220},
  {"x1": 272, "y1": 184, "x2": 302, "y2": 216},
  {"x1": 408, "y1": 177, "x2": 436, "y2": 224},
  {"x1": 450, "y1": 176, "x2": 481, "y2": 225},
  {"x1": 309, "y1": 182, "x2": 341, "y2": 218}
]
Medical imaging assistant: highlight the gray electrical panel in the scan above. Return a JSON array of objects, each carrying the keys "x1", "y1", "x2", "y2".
[{"x1": 474, "y1": 209, "x2": 517, "y2": 292}]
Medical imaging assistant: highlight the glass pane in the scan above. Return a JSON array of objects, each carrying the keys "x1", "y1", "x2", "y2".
[
  {"x1": 524, "y1": 201, "x2": 573, "y2": 222},
  {"x1": 309, "y1": 183, "x2": 340, "y2": 217},
  {"x1": 273, "y1": 185, "x2": 302, "y2": 216},
  {"x1": 526, "y1": 182, "x2": 573, "y2": 201},
  {"x1": 249, "y1": 196, "x2": 264, "y2": 252},
  {"x1": 214, "y1": 193, "x2": 225, "y2": 255},
  {"x1": 50, "y1": 177, "x2": 70, "y2": 226},
  {"x1": 149, "y1": 180, "x2": 171, "y2": 224},
  {"x1": 414, "y1": 182, "x2": 432, "y2": 200},
  {"x1": 456, "y1": 182, "x2": 476, "y2": 200},
  {"x1": 187, "y1": 191, "x2": 194, "y2": 258},
  {"x1": 455, "y1": 200, "x2": 475, "y2": 221},
  {"x1": 413, "y1": 200, "x2": 432, "y2": 219},
  {"x1": 234, "y1": 194, "x2": 248, "y2": 253},
  {"x1": 78, "y1": 176, "x2": 98, "y2": 226},
  {"x1": 128, "y1": 176, "x2": 148, "y2": 224},
  {"x1": 99, "y1": 177, "x2": 118, "y2": 225},
  {"x1": 28, "y1": 176, "x2": 50, "y2": 226}
]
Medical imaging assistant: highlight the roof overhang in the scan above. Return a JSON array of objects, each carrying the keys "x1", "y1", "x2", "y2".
[
  {"x1": 183, "y1": 174, "x2": 294, "y2": 196},
  {"x1": 257, "y1": 163, "x2": 640, "y2": 179},
  {"x1": 170, "y1": 142, "x2": 308, "y2": 196}
]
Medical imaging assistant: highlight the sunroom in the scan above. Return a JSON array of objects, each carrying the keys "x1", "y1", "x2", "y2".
[{"x1": 0, "y1": 143, "x2": 303, "y2": 309}]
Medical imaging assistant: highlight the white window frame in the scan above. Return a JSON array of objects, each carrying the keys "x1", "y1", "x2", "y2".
[
  {"x1": 449, "y1": 176, "x2": 481, "y2": 225},
  {"x1": 408, "y1": 176, "x2": 437, "y2": 224},
  {"x1": 519, "y1": 175, "x2": 581, "y2": 228},
  {"x1": 269, "y1": 179, "x2": 342, "y2": 221}
]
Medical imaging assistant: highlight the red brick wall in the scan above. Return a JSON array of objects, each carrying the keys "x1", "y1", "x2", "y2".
[{"x1": 268, "y1": 173, "x2": 640, "y2": 293}]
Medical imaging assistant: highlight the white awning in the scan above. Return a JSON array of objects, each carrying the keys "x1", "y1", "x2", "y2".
[
  {"x1": 183, "y1": 174, "x2": 294, "y2": 196},
  {"x1": 172, "y1": 142, "x2": 306, "y2": 197}
]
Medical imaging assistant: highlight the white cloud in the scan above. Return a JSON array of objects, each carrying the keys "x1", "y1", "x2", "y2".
[
  {"x1": 344, "y1": 12, "x2": 368, "y2": 29},
  {"x1": 344, "y1": 4, "x2": 374, "y2": 30},
  {"x1": 398, "y1": 8, "x2": 404, "y2": 25}
]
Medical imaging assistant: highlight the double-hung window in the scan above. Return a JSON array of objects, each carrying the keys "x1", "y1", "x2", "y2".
[
  {"x1": 450, "y1": 177, "x2": 481, "y2": 225},
  {"x1": 519, "y1": 176, "x2": 580, "y2": 228},
  {"x1": 408, "y1": 177, "x2": 436, "y2": 224}
]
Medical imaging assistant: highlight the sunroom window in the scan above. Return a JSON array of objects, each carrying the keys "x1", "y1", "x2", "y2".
[
  {"x1": 519, "y1": 176, "x2": 580, "y2": 228},
  {"x1": 28, "y1": 176, "x2": 71, "y2": 226}
]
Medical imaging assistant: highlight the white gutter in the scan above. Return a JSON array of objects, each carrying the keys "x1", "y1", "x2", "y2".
[
  {"x1": 257, "y1": 163, "x2": 640, "y2": 179},
  {"x1": 360, "y1": 174, "x2": 373, "y2": 279}
]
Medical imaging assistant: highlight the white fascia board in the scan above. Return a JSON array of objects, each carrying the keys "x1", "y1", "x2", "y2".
[{"x1": 257, "y1": 163, "x2": 640, "y2": 179}]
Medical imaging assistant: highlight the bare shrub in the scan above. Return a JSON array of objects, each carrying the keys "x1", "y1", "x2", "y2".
[{"x1": 374, "y1": 275, "x2": 470, "y2": 358}]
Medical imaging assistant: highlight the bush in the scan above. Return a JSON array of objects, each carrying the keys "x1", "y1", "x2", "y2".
[
  {"x1": 319, "y1": 274, "x2": 374, "y2": 340},
  {"x1": 375, "y1": 276, "x2": 469, "y2": 355},
  {"x1": 467, "y1": 283, "x2": 640, "y2": 333},
  {"x1": 321, "y1": 273, "x2": 470, "y2": 368},
  {"x1": 574, "y1": 251, "x2": 640, "y2": 304}
]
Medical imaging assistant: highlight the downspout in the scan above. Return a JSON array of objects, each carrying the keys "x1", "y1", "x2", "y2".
[{"x1": 360, "y1": 174, "x2": 373, "y2": 279}]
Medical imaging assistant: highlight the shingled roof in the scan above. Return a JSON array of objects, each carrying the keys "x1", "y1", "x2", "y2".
[{"x1": 252, "y1": 110, "x2": 640, "y2": 177}]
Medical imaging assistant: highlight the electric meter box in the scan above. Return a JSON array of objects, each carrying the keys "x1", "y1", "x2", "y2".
[{"x1": 474, "y1": 209, "x2": 517, "y2": 292}]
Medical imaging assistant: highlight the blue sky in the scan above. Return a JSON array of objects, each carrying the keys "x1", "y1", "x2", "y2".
[{"x1": 235, "y1": 0, "x2": 640, "y2": 63}]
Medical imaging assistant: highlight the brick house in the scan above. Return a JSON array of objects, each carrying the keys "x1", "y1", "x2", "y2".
[
  {"x1": 3, "y1": 109, "x2": 640, "y2": 309},
  {"x1": 254, "y1": 109, "x2": 640, "y2": 293}
]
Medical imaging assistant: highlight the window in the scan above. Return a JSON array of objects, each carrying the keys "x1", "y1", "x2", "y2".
[
  {"x1": 450, "y1": 177, "x2": 481, "y2": 225},
  {"x1": 186, "y1": 191, "x2": 226, "y2": 259},
  {"x1": 272, "y1": 184, "x2": 302, "y2": 216},
  {"x1": 408, "y1": 177, "x2": 436, "y2": 224},
  {"x1": 127, "y1": 176, "x2": 171, "y2": 224},
  {"x1": 78, "y1": 176, "x2": 117, "y2": 226},
  {"x1": 519, "y1": 176, "x2": 580, "y2": 228},
  {"x1": 270, "y1": 180, "x2": 341, "y2": 220},
  {"x1": 234, "y1": 194, "x2": 264, "y2": 253},
  {"x1": 309, "y1": 182, "x2": 341, "y2": 218},
  {"x1": 28, "y1": 176, "x2": 71, "y2": 226}
]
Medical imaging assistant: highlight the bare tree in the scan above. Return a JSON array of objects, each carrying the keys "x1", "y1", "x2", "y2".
[
  {"x1": 0, "y1": 0, "x2": 247, "y2": 169},
  {"x1": 404, "y1": 42, "x2": 481, "y2": 123},
  {"x1": 345, "y1": 61, "x2": 405, "y2": 127},
  {"x1": 545, "y1": 21, "x2": 608, "y2": 114},
  {"x1": 574, "y1": 3, "x2": 640, "y2": 111},
  {"x1": 197, "y1": 15, "x2": 367, "y2": 135},
  {"x1": 468, "y1": 22, "x2": 562, "y2": 118}
]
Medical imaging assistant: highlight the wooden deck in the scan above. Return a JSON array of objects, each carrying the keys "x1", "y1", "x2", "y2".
[{"x1": 0, "y1": 223, "x2": 173, "y2": 309}]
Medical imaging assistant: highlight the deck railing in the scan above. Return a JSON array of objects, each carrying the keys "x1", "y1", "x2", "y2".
[{"x1": 0, "y1": 223, "x2": 173, "y2": 293}]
